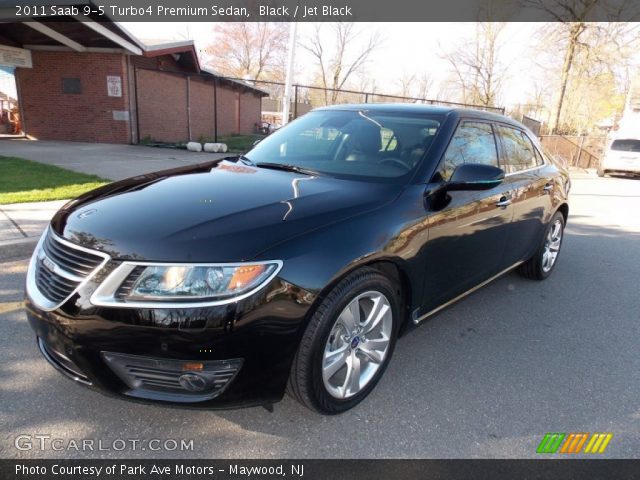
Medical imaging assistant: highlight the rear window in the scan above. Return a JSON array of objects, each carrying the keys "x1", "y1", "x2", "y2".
[{"x1": 611, "y1": 139, "x2": 640, "y2": 153}]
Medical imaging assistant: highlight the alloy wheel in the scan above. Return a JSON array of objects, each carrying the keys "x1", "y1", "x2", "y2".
[
  {"x1": 542, "y1": 219, "x2": 563, "y2": 273},
  {"x1": 322, "y1": 291, "x2": 393, "y2": 399}
]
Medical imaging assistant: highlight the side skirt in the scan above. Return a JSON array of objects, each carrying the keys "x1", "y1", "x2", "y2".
[{"x1": 413, "y1": 261, "x2": 525, "y2": 325}]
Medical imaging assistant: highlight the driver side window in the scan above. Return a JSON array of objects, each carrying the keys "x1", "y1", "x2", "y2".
[{"x1": 438, "y1": 122, "x2": 499, "y2": 181}]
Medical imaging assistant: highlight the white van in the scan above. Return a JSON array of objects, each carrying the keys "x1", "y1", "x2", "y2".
[{"x1": 598, "y1": 137, "x2": 640, "y2": 177}]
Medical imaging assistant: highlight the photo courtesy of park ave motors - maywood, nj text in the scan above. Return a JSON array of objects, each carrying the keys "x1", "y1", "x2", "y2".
[{"x1": 0, "y1": 0, "x2": 640, "y2": 478}]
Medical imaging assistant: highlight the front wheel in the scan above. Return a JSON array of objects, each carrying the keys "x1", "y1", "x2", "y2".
[
  {"x1": 287, "y1": 268, "x2": 400, "y2": 414},
  {"x1": 519, "y1": 211, "x2": 565, "y2": 280}
]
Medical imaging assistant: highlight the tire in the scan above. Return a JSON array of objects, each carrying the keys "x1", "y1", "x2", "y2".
[
  {"x1": 597, "y1": 168, "x2": 605, "y2": 177},
  {"x1": 287, "y1": 267, "x2": 400, "y2": 414},
  {"x1": 519, "y1": 211, "x2": 565, "y2": 280}
]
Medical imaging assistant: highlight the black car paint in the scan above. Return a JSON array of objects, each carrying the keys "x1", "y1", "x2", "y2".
[{"x1": 26, "y1": 105, "x2": 569, "y2": 409}]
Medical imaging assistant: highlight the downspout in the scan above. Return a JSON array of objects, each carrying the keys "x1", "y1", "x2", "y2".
[
  {"x1": 133, "y1": 66, "x2": 141, "y2": 143},
  {"x1": 213, "y1": 76, "x2": 218, "y2": 142},
  {"x1": 126, "y1": 54, "x2": 138, "y2": 144},
  {"x1": 187, "y1": 75, "x2": 192, "y2": 141}
]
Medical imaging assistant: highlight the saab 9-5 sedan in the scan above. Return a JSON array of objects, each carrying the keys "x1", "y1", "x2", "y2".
[{"x1": 26, "y1": 104, "x2": 570, "y2": 414}]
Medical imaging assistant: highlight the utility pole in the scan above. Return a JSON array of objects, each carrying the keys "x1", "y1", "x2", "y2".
[{"x1": 281, "y1": 21, "x2": 297, "y2": 126}]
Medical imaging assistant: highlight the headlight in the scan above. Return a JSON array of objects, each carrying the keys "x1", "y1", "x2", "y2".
[
  {"x1": 91, "y1": 261, "x2": 282, "y2": 308},
  {"x1": 130, "y1": 264, "x2": 277, "y2": 300}
]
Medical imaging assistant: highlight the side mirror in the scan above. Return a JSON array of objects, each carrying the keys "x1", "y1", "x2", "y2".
[{"x1": 447, "y1": 163, "x2": 504, "y2": 191}]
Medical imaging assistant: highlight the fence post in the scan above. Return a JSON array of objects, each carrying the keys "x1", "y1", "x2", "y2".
[
  {"x1": 364, "y1": 93, "x2": 369, "y2": 103},
  {"x1": 293, "y1": 85, "x2": 298, "y2": 119},
  {"x1": 577, "y1": 136, "x2": 585, "y2": 167}
]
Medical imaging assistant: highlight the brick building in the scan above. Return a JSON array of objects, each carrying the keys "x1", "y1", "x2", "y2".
[{"x1": 0, "y1": 19, "x2": 267, "y2": 144}]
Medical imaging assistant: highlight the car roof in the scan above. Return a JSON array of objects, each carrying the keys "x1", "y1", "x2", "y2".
[{"x1": 315, "y1": 103, "x2": 526, "y2": 130}]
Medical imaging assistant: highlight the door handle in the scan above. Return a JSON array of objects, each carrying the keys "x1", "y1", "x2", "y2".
[
  {"x1": 543, "y1": 182, "x2": 553, "y2": 193},
  {"x1": 496, "y1": 196, "x2": 512, "y2": 208}
]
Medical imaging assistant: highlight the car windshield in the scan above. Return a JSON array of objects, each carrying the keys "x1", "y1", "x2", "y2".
[
  {"x1": 245, "y1": 109, "x2": 443, "y2": 182},
  {"x1": 611, "y1": 139, "x2": 640, "y2": 153}
]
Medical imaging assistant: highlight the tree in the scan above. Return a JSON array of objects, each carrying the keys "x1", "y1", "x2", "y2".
[
  {"x1": 415, "y1": 74, "x2": 434, "y2": 101},
  {"x1": 441, "y1": 22, "x2": 507, "y2": 108},
  {"x1": 523, "y1": 0, "x2": 639, "y2": 133},
  {"x1": 203, "y1": 23, "x2": 288, "y2": 81},
  {"x1": 395, "y1": 72, "x2": 434, "y2": 102},
  {"x1": 397, "y1": 72, "x2": 416, "y2": 99},
  {"x1": 301, "y1": 23, "x2": 382, "y2": 105},
  {"x1": 533, "y1": 20, "x2": 639, "y2": 133}
]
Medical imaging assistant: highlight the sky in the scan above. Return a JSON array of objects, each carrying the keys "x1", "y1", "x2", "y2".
[{"x1": 123, "y1": 22, "x2": 553, "y2": 108}]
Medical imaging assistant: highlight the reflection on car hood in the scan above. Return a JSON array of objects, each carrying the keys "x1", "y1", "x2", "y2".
[{"x1": 52, "y1": 160, "x2": 401, "y2": 262}]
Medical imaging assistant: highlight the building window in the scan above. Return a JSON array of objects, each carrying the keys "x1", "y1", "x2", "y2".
[{"x1": 62, "y1": 78, "x2": 81, "y2": 94}]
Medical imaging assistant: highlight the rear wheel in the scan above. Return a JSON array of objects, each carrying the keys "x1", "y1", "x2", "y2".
[
  {"x1": 287, "y1": 268, "x2": 399, "y2": 414},
  {"x1": 519, "y1": 211, "x2": 565, "y2": 280}
]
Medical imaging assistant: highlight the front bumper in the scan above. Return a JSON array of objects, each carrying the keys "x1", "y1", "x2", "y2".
[{"x1": 25, "y1": 275, "x2": 315, "y2": 409}]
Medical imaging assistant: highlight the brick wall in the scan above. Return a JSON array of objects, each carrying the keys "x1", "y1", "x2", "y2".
[
  {"x1": 189, "y1": 76, "x2": 215, "y2": 141},
  {"x1": 135, "y1": 67, "x2": 262, "y2": 142},
  {"x1": 15, "y1": 50, "x2": 131, "y2": 143},
  {"x1": 14, "y1": 50, "x2": 262, "y2": 144},
  {"x1": 239, "y1": 92, "x2": 262, "y2": 134},
  {"x1": 215, "y1": 87, "x2": 237, "y2": 136},
  {"x1": 136, "y1": 68, "x2": 188, "y2": 143}
]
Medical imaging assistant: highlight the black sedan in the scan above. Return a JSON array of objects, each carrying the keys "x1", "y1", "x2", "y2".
[{"x1": 25, "y1": 104, "x2": 570, "y2": 414}]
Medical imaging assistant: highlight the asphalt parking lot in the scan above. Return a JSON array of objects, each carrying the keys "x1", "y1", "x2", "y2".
[{"x1": 1, "y1": 172, "x2": 638, "y2": 459}]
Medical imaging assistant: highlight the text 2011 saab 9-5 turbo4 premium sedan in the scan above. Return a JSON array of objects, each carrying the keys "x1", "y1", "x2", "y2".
[{"x1": 26, "y1": 104, "x2": 570, "y2": 414}]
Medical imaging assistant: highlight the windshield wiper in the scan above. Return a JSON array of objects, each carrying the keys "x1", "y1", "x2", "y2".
[
  {"x1": 237, "y1": 155, "x2": 256, "y2": 166},
  {"x1": 255, "y1": 162, "x2": 320, "y2": 176}
]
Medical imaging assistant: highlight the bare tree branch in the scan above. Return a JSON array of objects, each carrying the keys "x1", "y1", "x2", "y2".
[
  {"x1": 440, "y1": 22, "x2": 507, "y2": 107},
  {"x1": 203, "y1": 23, "x2": 288, "y2": 81},
  {"x1": 302, "y1": 22, "x2": 383, "y2": 105}
]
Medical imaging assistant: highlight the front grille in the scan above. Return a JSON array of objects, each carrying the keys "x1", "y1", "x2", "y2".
[
  {"x1": 102, "y1": 352, "x2": 243, "y2": 402},
  {"x1": 31, "y1": 229, "x2": 108, "y2": 307},
  {"x1": 35, "y1": 261, "x2": 78, "y2": 303},
  {"x1": 41, "y1": 230, "x2": 104, "y2": 277}
]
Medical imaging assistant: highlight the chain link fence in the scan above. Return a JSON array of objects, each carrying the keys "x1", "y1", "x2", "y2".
[{"x1": 228, "y1": 78, "x2": 506, "y2": 130}]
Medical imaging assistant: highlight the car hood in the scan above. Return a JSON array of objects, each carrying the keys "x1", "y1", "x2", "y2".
[{"x1": 52, "y1": 160, "x2": 401, "y2": 262}]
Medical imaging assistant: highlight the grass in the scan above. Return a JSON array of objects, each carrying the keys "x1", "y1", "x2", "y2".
[
  {"x1": 139, "y1": 134, "x2": 268, "y2": 153},
  {"x1": 0, "y1": 156, "x2": 109, "y2": 204},
  {"x1": 203, "y1": 134, "x2": 267, "y2": 153}
]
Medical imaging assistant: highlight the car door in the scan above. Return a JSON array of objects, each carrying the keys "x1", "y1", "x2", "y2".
[
  {"x1": 420, "y1": 120, "x2": 514, "y2": 315},
  {"x1": 495, "y1": 125, "x2": 553, "y2": 266}
]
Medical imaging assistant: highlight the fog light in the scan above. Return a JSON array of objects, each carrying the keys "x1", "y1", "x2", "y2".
[
  {"x1": 101, "y1": 352, "x2": 243, "y2": 402},
  {"x1": 178, "y1": 372, "x2": 208, "y2": 392}
]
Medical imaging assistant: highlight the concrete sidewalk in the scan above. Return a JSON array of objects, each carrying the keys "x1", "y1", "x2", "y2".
[
  {"x1": 0, "y1": 138, "x2": 228, "y2": 181},
  {"x1": 0, "y1": 200, "x2": 65, "y2": 259}
]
